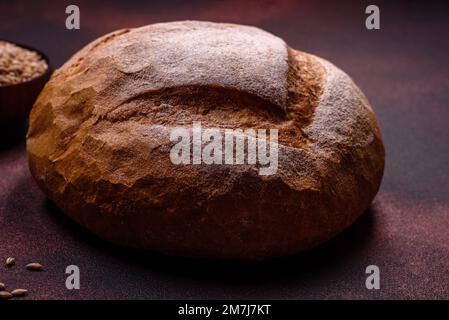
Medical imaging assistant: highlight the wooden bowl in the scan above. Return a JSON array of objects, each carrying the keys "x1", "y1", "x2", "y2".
[{"x1": 0, "y1": 41, "x2": 52, "y2": 140}]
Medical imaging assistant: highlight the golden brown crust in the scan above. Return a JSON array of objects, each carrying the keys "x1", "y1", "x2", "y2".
[{"x1": 27, "y1": 21, "x2": 384, "y2": 260}]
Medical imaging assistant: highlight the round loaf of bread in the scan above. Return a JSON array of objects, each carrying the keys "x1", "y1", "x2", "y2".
[{"x1": 27, "y1": 21, "x2": 384, "y2": 260}]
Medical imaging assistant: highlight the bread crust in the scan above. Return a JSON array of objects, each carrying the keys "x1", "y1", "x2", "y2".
[{"x1": 27, "y1": 21, "x2": 384, "y2": 260}]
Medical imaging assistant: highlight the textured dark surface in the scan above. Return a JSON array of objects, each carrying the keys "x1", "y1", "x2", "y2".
[{"x1": 0, "y1": 0, "x2": 448, "y2": 299}]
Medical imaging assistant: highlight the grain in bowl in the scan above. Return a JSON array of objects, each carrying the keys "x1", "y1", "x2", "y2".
[{"x1": 0, "y1": 41, "x2": 48, "y2": 86}]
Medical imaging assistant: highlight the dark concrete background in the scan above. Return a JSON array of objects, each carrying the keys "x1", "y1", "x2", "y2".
[{"x1": 0, "y1": 0, "x2": 448, "y2": 299}]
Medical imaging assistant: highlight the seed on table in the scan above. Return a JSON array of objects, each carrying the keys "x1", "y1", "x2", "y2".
[
  {"x1": 0, "y1": 291, "x2": 13, "y2": 300},
  {"x1": 11, "y1": 289, "x2": 28, "y2": 297},
  {"x1": 6, "y1": 257, "x2": 15, "y2": 267},
  {"x1": 26, "y1": 263, "x2": 44, "y2": 271},
  {"x1": 0, "y1": 282, "x2": 5, "y2": 290}
]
